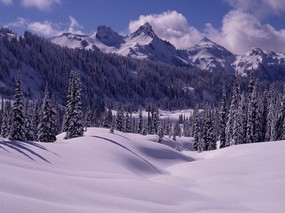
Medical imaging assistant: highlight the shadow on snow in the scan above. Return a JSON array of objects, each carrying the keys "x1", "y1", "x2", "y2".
[{"x1": 0, "y1": 139, "x2": 60, "y2": 163}]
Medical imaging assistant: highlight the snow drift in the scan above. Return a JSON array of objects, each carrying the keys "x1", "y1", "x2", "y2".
[{"x1": 0, "y1": 128, "x2": 285, "y2": 212}]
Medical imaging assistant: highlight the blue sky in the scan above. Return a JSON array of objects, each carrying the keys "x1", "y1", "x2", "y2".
[{"x1": 1, "y1": 0, "x2": 285, "y2": 54}]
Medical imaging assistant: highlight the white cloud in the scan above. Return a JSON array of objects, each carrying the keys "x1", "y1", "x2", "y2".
[
  {"x1": 6, "y1": 16, "x2": 83, "y2": 37},
  {"x1": 20, "y1": 0, "x2": 61, "y2": 10},
  {"x1": 225, "y1": 0, "x2": 285, "y2": 18},
  {"x1": 7, "y1": 17, "x2": 62, "y2": 37},
  {"x1": 1, "y1": 0, "x2": 13, "y2": 5},
  {"x1": 129, "y1": 11, "x2": 202, "y2": 50},
  {"x1": 68, "y1": 16, "x2": 83, "y2": 34},
  {"x1": 209, "y1": 10, "x2": 285, "y2": 54}
]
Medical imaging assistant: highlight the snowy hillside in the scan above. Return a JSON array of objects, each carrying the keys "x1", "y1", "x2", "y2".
[
  {"x1": 51, "y1": 24, "x2": 285, "y2": 77},
  {"x1": 233, "y1": 48, "x2": 285, "y2": 79},
  {"x1": 1, "y1": 127, "x2": 285, "y2": 212}
]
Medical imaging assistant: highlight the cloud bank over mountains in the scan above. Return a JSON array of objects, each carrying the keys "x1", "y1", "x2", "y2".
[{"x1": 129, "y1": 0, "x2": 285, "y2": 54}]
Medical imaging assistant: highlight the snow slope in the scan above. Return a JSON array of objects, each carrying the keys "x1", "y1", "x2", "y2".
[{"x1": 1, "y1": 128, "x2": 285, "y2": 212}]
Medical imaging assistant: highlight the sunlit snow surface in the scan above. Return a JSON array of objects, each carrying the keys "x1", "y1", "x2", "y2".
[{"x1": 0, "y1": 128, "x2": 285, "y2": 212}]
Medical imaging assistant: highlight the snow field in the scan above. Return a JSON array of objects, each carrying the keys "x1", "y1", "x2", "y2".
[{"x1": 0, "y1": 128, "x2": 285, "y2": 212}]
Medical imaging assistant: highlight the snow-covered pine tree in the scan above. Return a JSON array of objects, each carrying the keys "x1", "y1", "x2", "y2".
[
  {"x1": 246, "y1": 80, "x2": 258, "y2": 143},
  {"x1": 152, "y1": 109, "x2": 159, "y2": 134},
  {"x1": 62, "y1": 71, "x2": 75, "y2": 132},
  {"x1": 219, "y1": 85, "x2": 227, "y2": 148},
  {"x1": 37, "y1": 84, "x2": 57, "y2": 142},
  {"x1": 232, "y1": 94, "x2": 246, "y2": 145},
  {"x1": 192, "y1": 108, "x2": 201, "y2": 151},
  {"x1": 255, "y1": 93, "x2": 267, "y2": 142},
  {"x1": 9, "y1": 74, "x2": 26, "y2": 141},
  {"x1": 265, "y1": 99, "x2": 275, "y2": 141},
  {"x1": 260, "y1": 90, "x2": 269, "y2": 142},
  {"x1": 138, "y1": 110, "x2": 143, "y2": 134},
  {"x1": 32, "y1": 100, "x2": 41, "y2": 140},
  {"x1": 115, "y1": 107, "x2": 124, "y2": 132},
  {"x1": 183, "y1": 118, "x2": 191, "y2": 137},
  {"x1": 65, "y1": 71, "x2": 84, "y2": 139},
  {"x1": 83, "y1": 109, "x2": 91, "y2": 132},
  {"x1": 1, "y1": 101, "x2": 12, "y2": 138},
  {"x1": 101, "y1": 109, "x2": 109, "y2": 128},
  {"x1": 173, "y1": 121, "x2": 181, "y2": 139},
  {"x1": 124, "y1": 112, "x2": 131, "y2": 133},
  {"x1": 206, "y1": 109, "x2": 216, "y2": 150},
  {"x1": 275, "y1": 88, "x2": 285, "y2": 140},
  {"x1": 165, "y1": 118, "x2": 171, "y2": 137},
  {"x1": 147, "y1": 105, "x2": 152, "y2": 134},
  {"x1": 225, "y1": 78, "x2": 240, "y2": 146},
  {"x1": 110, "y1": 116, "x2": 115, "y2": 133},
  {"x1": 157, "y1": 125, "x2": 164, "y2": 143},
  {"x1": 24, "y1": 100, "x2": 34, "y2": 141},
  {"x1": 142, "y1": 123, "x2": 148, "y2": 135}
]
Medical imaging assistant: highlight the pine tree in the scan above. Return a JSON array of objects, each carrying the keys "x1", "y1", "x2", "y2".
[
  {"x1": 9, "y1": 74, "x2": 26, "y2": 141},
  {"x1": 206, "y1": 109, "x2": 216, "y2": 150},
  {"x1": 183, "y1": 118, "x2": 191, "y2": 137},
  {"x1": 32, "y1": 100, "x2": 41, "y2": 140},
  {"x1": 1, "y1": 101, "x2": 12, "y2": 138},
  {"x1": 138, "y1": 110, "x2": 143, "y2": 134},
  {"x1": 152, "y1": 109, "x2": 159, "y2": 134},
  {"x1": 225, "y1": 78, "x2": 240, "y2": 146},
  {"x1": 101, "y1": 109, "x2": 109, "y2": 128},
  {"x1": 275, "y1": 89, "x2": 285, "y2": 140},
  {"x1": 265, "y1": 100, "x2": 276, "y2": 141},
  {"x1": 62, "y1": 71, "x2": 75, "y2": 132},
  {"x1": 166, "y1": 118, "x2": 171, "y2": 137},
  {"x1": 83, "y1": 109, "x2": 91, "y2": 131},
  {"x1": 115, "y1": 107, "x2": 124, "y2": 132},
  {"x1": 246, "y1": 81, "x2": 258, "y2": 143},
  {"x1": 232, "y1": 94, "x2": 246, "y2": 145},
  {"x1": 173, "y1": 121, "x2": 181, "y2": 139},
  {"x1": 255, "y1": 94, "x2": 267, "y2": 142},
  {"x1": 37, "y1": 84, "x2": 57, "y2": 142},
  {"x1": 142, "y1": 123, "x2": 148, "y2": 135},
  {"x1": 219, "y1": 86, "x2": 227, "y2": 148},
  {"x1": 192, "y1": 109, "x2": 200, "y2": 151},
  {"x1": 260, "y1": 90, "x2": 269, "y2": 141},
  {"x1": 157, "y1": 125, "x2": 164, "y2": 143},
  {"x1": 110, "y1": 116, "x2": 115, "y2": 133},
  {"x1": 65, "y1": 71, "x2": 84, "y2": 139},
  {"x1": 24, "y1": 100, "x2": 34, "y2": 141},
  {"x1": 124, "y1": 112, "x2": 132, "y2": 133}
]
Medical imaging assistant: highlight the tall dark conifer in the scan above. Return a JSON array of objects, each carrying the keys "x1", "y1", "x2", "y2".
[
  {"x1": 9, "y1": 74, "x2": 26, "y2": 141},
  {"x1": 37, "y1": 84, "x2": 57, "y2": 142},
  {"x1": 66, "y1": 71, "x2": 84, "y2": 139},
  {"x1": 219, "y1": 85, "x2": 227, "y2": 148},
  {"x1": 1, "y1": 101, "x2": 12, "y2": 138}
]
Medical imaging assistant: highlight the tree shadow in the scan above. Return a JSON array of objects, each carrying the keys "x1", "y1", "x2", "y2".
[
  {"x1": 92, "y1": 135, "x2": 161, "y2": 174},
  {"x1": 0, "y1": 139, "x2": 60, "y2": 164}
]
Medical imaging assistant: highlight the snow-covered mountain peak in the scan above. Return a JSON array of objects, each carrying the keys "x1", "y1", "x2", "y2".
[
  {"x1": 131, "y1": 22, "x2": 157, "y2": 39},
  {"x1": 245, "y1": 48, "x2": 266, "y2": 57},
  {"x1": 197, "y1": 37, "x2": 215, "y2": 46},
  {"x1": 185, "y1": 37, "x2": 235, "y2": 72},
  {"x1": 94, "y1": 25, "x2": 125, "y2": 47}
]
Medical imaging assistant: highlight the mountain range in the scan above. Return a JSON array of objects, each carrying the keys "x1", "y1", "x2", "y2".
[{"x1": 51, "y1": 23, "x2": 285, "y2": 80}]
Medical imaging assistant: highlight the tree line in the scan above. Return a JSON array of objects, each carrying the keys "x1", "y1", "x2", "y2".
[
  {"x1": 0, "y1": 71, "x2": 84, "y2": 142},
  {"x1": 193, "y1": 71, "x2": 285, "y2": 151}
]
